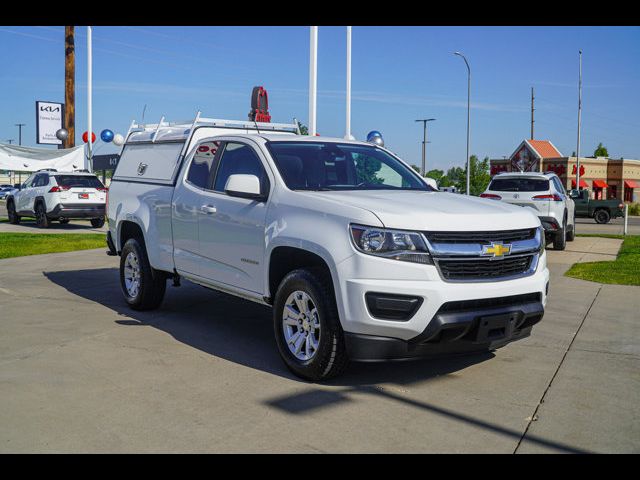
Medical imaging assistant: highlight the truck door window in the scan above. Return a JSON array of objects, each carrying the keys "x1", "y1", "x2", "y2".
[
  {"x1": 186, "y1": 141, "x2": 221, "y2": 189},
  {"x1": 213, "y1": 142, "x2": 268, "y2": 194}
]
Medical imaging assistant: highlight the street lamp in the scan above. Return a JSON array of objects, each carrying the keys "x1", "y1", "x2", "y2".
[
  {"x1": 454, "y1": 51, "x2": 471, "y2": 195},
  {"x1": 415, "y1": 119, "x2": 436, "y2": 175}
]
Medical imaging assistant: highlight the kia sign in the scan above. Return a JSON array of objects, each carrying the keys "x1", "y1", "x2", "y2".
[
  {"x1": 36, "y1": 101, "x2": 64, "y2": 145},
  {"x1": 92, "y1": 154, "x2": 120, "y2": 171}
]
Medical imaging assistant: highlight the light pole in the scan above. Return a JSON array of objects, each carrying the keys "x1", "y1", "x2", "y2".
[
  {"x1": 454, "y1": 51, "x2": 471, "y2": 195},
  {"x1": 309, "y1": 26, "x2": 318, "y2": 136},
  {"x1": 15, "y1": 123, "x2": 25, "y2": 146},
  {"x1": 345, "y1": 26, "x2": 353, "y2": 140},
  {"x1": 415, "y1": 119, "x2": 436, "y2": 175},
  {"x1": 575, "y1": 50, "x2": 582, "y2": 192}
]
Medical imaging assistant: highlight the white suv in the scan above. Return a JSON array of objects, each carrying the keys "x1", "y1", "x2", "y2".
[
  {"x1": 6, "y1": 170, "x2": 107, "y2": 228},
  {"x1": 481, "y1": 172, "x2": 575, "y2": 250}
]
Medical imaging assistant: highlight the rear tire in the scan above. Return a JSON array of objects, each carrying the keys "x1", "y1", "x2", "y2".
[
  {"x1": 553, "y1": 217, "x2": 567, "y2": 250},
  {"x1": 7, "y1": 200, "x2": 20, "y2": 224},
  {"x1": 91, "y1": 217, "x2": 105, "y2": 228},
  {"x1": 35, "y1": 202, "x2": 50, "y2": 228},
  {"x1": 594, "y1": 209, "x2": 610, "y2": 224},
  {"x1": 119, "y1": 238, "x2": 166, "y2": 311},
  {"x1": 566, "y1": 212, "x2": 576, "y2": 241},
  {"x1": 273, "y1": 268, "x2": 349, "y2": 381}
]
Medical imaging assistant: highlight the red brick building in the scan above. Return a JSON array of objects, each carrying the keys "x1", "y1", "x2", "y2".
[{"x1": 490, "y1": 139, "x2": 640, "y2": 202}]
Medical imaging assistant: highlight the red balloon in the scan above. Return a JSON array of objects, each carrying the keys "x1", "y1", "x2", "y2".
[{"x1": 82, "y1": 131, "x2": 96, "y2": 143}]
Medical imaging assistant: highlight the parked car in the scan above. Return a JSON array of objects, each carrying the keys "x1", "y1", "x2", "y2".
[
  {"x1": 481, "y1": 171, "x2": 575, "y2": 250},
  {"x1": 569, "y1": 189, "x2": 624, "y2": 224},
  {"x1": 107, "y1": 116, "x2": 549, "y2": 381},
  {"x1": 0, "y1": 186, "x2": 16, "y2": 200},
  {"x1": 5, "y1": 170, "x2": 107, "y2": 228}
]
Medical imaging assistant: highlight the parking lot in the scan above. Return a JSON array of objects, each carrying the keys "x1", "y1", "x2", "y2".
[{"x1": 0, "y1": 235, "x2": 638, "y2": 453}]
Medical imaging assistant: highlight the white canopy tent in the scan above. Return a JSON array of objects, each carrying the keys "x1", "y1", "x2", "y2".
[{"x1": 0, "y1": 143, "x2": 88, "y2": 174}]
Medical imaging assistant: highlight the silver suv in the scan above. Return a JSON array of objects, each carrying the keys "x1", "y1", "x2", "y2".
[{"x1": 481, "y1": 171, "x2": 575, "y2": 250}]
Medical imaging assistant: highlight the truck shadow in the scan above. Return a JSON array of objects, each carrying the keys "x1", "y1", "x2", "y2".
[
  {"x1": 43, "y1": 267, "x2": 493, "y2": 387},
  {"x1": 43, "y1": 267, "x2": 590, "y2": 453}
]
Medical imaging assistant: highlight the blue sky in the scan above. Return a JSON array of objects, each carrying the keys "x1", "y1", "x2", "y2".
[{"x1": 1, "y1": 26, "x2": 639, "y2": 171}]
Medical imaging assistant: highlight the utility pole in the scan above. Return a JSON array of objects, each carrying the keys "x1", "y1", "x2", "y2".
[
  {"x1": 15, "y1": 124, "x2": 25, "y2": 145},
  {"x1": 576, "y1": 50, "x2": 582, "y2": 192},
  {"x1": 64, "y1": 26, "x2": 75, "y2": 149},
  {"x1": 530, "y1": 87, "x2": 535, "y2": 140},
  {"x1": 415, "y1": 119, "x2": 436, "y2": 175},
  {"x1": 87, "y1": 25, "x2": 93, "y2": 171}
]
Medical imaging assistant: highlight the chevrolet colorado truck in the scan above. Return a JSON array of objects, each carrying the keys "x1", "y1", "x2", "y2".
[{"x1": 107, "y1": 116, "x2": 549, "y2": 381}]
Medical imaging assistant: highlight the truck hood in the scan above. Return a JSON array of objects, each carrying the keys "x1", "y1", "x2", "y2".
[{"x1": 311, "y1": 190, "x2": 541, "y2": 231}]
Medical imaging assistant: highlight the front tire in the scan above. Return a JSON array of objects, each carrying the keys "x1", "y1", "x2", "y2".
[
  {"x1": 7, "y1": 200, "x2": 20, "y2": 224},
  {"x1": 273, "y1": 268, "x2": 349, "y2": 381},
  {"x1": 35, "y1": 202, "x2": 50, "y2": 228},
  {"x1": 91, "y1": 217, "x2": 105, "y2": 228},
  {"x1": 594, "y1": 209, "x2": 610, "y2": 224},
  {"x1": 119, "y1": 238, "x2": 166, "y2": 311}
]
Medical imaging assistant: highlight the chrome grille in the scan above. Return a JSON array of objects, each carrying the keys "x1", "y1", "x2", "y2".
[
  {"x1": 423, "y1": 228, "x2": 536, "y2": 244},
  {"x1": 437, "y1": 255, "x2": 534, "y2": 281}
]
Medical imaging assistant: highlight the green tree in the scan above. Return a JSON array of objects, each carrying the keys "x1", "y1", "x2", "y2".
[
  {"x1": 425, "y1": 169, "x2": 444, "y2": 181},
  {"x1": 594, "y1": 143, "x2": 609, "y2": 157},
  {"x1": 454, "y1": 155, "x2": 491, "y2": 195},
  {"x1": 297, "y1": 121, "x2": 309, "y2": 136}
]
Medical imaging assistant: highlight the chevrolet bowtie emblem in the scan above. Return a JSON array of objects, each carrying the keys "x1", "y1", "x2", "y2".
[{"x1": 482, "y1": 242, "x2": 512, "y2": 258}]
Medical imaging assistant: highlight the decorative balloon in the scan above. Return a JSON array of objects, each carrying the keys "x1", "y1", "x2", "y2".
[
  {"x1": 55, "y1": 128, "x2": 69, "y2": 141},
  {"x1": 100, "y1": 129, "x2": 114, "y2": 143},
  {"x1": 112, "y1": 134, "x2": 125, "y2": 147},
  {"x1": 366, "y1": 130, "x2": 382, "y2": 141},
  {"x1": 82, "y1": 131, "x2": 96, "y2": 143},
  {"x1": 367, "y1": 131, "x2": 384, "y2": 147}
]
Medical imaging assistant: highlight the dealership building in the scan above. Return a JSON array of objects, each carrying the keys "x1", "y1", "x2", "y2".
[{"x1": 490, "y1": 139, "x2": 640, "y2": 202}]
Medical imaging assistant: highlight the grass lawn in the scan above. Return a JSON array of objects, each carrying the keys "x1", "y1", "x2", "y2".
[
  {"x1": 0, "y1": 233, "x2": 106, "y2": 260},
  {"x1": 565, "y1": 234, "x2": 640, "y2": 286}
]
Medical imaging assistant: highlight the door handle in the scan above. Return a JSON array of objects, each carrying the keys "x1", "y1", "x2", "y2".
[{"x1": 201, "y1": 205, "x2": 217, "y2": 214}]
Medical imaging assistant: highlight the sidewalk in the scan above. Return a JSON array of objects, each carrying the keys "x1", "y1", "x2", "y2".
[{"x1": 545, "y1": 236, "x2": 623, "y2": 269}]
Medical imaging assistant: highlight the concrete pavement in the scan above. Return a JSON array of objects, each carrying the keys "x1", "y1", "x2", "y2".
[{"x1": 0, "y1": 239, "x2": 638, "y2": 453}]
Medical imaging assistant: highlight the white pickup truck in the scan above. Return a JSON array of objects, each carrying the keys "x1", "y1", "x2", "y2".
[{"x1": 107, "y1": 116, "x2": 549, "y2": 381}]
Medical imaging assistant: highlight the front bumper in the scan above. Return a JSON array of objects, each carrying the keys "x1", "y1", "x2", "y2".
[
  {"x1": 48, "y1": 203, "x2": 105, "y2": 219},
  {"x1": 334, "y1": 249, "x2": 549, "y2": 349},
  {"x1": 345, "y1": 293, "x2": 543, "y2": 361}
]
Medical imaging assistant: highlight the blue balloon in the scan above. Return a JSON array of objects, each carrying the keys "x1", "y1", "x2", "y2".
[
  {"x1": 100, "y1": 129, "x2": 114, "y2": 143},
  {"x1": 366, "y1": 130, "x2": 382, "y2": 142}
]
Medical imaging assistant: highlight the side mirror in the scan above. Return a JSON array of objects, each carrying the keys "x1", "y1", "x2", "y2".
[
  {"x1": 224, "y1": 174, "x2": 265, "y2": 201},
  {"x1": 14, "y1": 183, "x2": 21, "y2": 190}
]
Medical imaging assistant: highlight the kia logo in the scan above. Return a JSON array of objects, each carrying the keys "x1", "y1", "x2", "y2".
[{"x1": 40, "y1": 106, "x2": 60, "y2": 113}]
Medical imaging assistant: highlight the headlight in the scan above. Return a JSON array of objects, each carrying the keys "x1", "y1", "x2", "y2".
[{"x1": 350, "y1": 224, "x2": 433, "y2": 264}]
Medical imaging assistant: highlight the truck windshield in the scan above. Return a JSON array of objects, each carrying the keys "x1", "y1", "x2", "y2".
[
  {"x1": 489, "y1": 178, "x2": 549, "y2": 192},
  {"x1": 267, "y1": 141, "x2": 432, "y2": 191}
]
